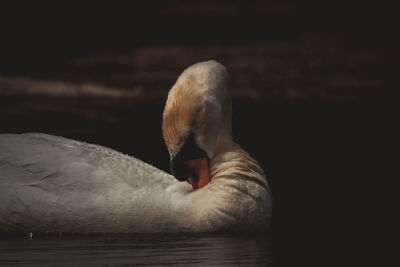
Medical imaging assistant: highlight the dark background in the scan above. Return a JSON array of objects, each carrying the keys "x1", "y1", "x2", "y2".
[{"x1": 0, "y1": 1, "x2": 392, "y2": 265}]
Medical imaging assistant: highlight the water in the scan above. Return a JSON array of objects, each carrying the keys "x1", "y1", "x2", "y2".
[{"x1": 0, "y1": 233, "x2": 272, "y2": 266}]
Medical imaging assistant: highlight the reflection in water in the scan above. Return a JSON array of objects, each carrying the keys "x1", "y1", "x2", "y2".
[{"x1": 0, "y1": 233, "x2": 272, "y2": 266}]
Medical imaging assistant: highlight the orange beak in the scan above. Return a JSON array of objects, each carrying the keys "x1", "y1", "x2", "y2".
[{"x1": 184, "y1": 157, "x2": 210, "y2": 190}]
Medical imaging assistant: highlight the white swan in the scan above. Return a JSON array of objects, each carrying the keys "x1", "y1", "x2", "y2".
[{"x1": 0, "y1": 60, "x2": 272, "y2": 233}]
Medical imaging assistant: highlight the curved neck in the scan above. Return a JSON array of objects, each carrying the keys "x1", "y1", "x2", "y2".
[
  {"x1": 209, "y1": 138, "x2": 270, "y2": 195},
  {"x1": 181, "y1": 137, "x2": 272, "y2": 231}
]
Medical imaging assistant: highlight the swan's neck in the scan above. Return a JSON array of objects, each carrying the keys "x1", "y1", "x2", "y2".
[
  {"x1": 166, "y1": 138, "x2": 272, "y2": 232},
  {"x1": 178, "y1": 138, "x2": 272, "y2": 231},
  {"x1": 210, "y1": 138, "x2": 269, "y2": 193}
]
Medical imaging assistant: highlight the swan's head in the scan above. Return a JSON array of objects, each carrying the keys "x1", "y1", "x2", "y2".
[{"x1": 162, "y1": 60, "x2": 232, "y2": 190}]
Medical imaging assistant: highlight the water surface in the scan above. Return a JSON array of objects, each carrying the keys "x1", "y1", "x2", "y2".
[{"x1": 0, "y1": 233, "x2": 272, "y2": 266}]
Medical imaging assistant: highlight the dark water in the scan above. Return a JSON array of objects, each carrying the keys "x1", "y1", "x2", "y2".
[{"x1": 0, "y1": 233, "x2": 272, "y2": 266}]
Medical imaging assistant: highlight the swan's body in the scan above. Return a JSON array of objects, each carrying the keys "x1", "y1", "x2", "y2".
[{"x1": 0, "y1": 61, "x2": 272, "y2": 233}]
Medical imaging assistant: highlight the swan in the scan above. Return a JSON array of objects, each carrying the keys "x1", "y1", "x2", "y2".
[{"x1": 0, "y1": 60, "x2": 272, "y2": 233}]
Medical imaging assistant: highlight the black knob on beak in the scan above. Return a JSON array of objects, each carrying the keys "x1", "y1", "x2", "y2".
[{"x1": 170, "y1": 132, "x2": 209, "y2": 182}]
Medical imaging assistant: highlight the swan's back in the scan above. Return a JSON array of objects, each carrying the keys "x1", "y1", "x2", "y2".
[{"x1": 0, "y1": 133, "x2": 176, "y2": 233}]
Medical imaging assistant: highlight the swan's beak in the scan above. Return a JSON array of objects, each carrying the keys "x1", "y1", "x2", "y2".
[
  {"x1": 184, "y1": 157, "x2": 210, "y2": 190},
  {"x1": 170, "y1": 133, "x2": 210, "y2": 190},
  {"x1": 171, "y1": 156, "x2": 210, "y2": 190}
]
